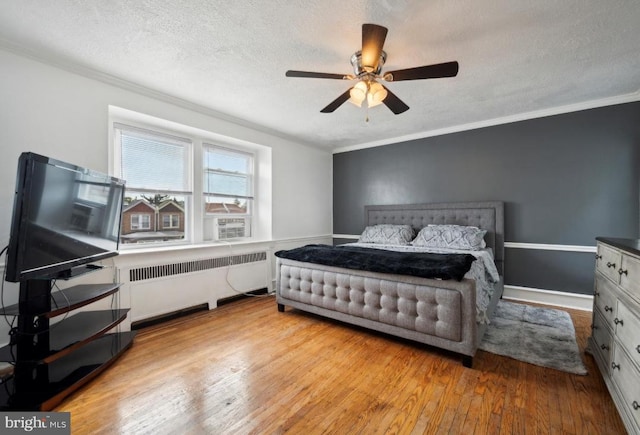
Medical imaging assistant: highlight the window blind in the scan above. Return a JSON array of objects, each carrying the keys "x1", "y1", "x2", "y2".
[
  {"x1": 203, "y1": 145, "x2": 253, "y2": 200},
  {"x1": 116, "y1": 123, "x2": 191, "y2": 193}
]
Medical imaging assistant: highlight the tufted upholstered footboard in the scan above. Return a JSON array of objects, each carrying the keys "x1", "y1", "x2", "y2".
[
  {"x1": 276, "y1": 258, "x2": 503, "y2": 367},
  {"x1": 275, "y1": 201, "x2": 505, "y2": 367}
]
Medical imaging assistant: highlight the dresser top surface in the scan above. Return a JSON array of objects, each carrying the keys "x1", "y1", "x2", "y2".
[{"x1": 597, "y1": 237, "x2": 640, "y2": 256}]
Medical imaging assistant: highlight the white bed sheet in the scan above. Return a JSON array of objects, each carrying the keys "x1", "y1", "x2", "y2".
[{"x1": 343, "y1": 243, "x2": 501, "y2": 324}]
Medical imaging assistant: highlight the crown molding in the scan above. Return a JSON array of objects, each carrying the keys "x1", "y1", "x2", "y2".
[
  {"x1": 332, "y1": 90, "x2": 640, "y2": 154},
  {"x1": 0, "y1": 39, "x2": 322, "y2": 151},
  {"x1": 3, "y1": 38, "x2": 638, "y2": 156}
]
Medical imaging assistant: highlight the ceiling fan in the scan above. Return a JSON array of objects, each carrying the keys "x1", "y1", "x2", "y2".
[{"x1": 286, "y1": 23, "x2": 459, "y2": 115}]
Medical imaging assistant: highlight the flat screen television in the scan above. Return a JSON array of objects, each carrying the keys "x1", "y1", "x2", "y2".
[{"x1": 5, "y1": 152, "x2": 125, "y2": 282}]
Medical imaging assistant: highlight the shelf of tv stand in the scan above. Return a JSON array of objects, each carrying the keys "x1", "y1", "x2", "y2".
[
  {"x1": 0, "y1": 283, "x2": 121, "y2": 318},
  {"x1": 0, "y1": 309, "x2": 130, "y2": 364},
  {"x1": 0, "y1": 331, "x2": 136, "y2": 411}
]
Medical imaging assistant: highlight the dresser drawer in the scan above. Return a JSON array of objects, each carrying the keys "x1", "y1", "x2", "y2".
[
  {"x1": 620, "y1": 253, "x2": 640, "y2": 302},
  {"x1": 615, "y1": 303, "x2": 640, "y2": 371},
  {"x1": 592, "y1": 311, "x2": 613, "y2": 372},
  {"x1": 595, "y1": 274, "x2": 617, "y2": 325},
  {"x1": 611, "y1": 346, "x2": 640, "y2": 432},
  {"x1": 597, "y1": 243, "x2": 622, "y2": 284}
]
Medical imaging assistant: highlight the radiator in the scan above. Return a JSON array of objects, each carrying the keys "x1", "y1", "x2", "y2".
[{"x1": 122, "y1": 251, "x2": 269, "y2": 322}]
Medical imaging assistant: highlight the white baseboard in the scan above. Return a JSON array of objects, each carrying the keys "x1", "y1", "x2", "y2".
[{"x1": 503, "y1": 285, "x2": 593, "y2": 311}]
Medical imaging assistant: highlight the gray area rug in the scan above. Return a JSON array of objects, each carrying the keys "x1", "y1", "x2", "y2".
[{"x1": 479, "y1": 300, "x2": 588, "y2": 375}]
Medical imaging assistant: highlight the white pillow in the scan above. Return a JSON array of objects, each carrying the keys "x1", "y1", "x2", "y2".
[
  {"x1": 412, "y1": 224, "x2": 487, "y2": 250},
  {"x1": 358, "y1": 224, "x2": 414, "y2": 245}
]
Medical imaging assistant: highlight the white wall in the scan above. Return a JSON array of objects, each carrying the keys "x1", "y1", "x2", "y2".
[
  {"x1": 0, "y1": 48, "x2": 332, "y2": 242},
  {"x1": 0, "y1": 48, "x2": 333, "y2": 345}
]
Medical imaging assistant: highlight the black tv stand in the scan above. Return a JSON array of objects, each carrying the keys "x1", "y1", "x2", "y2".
[{"x1": 0, "y1": 277, "x2": 135, "y2": 410}]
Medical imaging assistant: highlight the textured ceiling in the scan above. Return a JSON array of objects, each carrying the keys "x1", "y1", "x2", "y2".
[{"x1": 1, "y1": 0, "x2": 639, "y2": 151}]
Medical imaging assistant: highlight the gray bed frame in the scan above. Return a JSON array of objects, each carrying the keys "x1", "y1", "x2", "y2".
[{"x1": 276, "y1": 201, "x2": 505, "y2": 367}]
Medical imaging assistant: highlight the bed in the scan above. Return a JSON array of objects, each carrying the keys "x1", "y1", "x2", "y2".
[{"x1": 275, "y1": 201, "x2": 504, "y2": 367}]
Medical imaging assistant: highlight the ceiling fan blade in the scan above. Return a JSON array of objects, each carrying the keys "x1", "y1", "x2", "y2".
[
  {"x1": 385, "y1": 61, "x2": 459, "y2": 81},
  {"x1": 381, "y1": 85, "x2": 409, "y2": 114},
  {"x1": 286, "y1": 70, "x2": 349, "y2": 80},
  {"x1": 361, "y1": 23, "x2": 388, "y2": 71},
  {"x1": 320, "y1": 89, "x2": 352, "y2": 113}
]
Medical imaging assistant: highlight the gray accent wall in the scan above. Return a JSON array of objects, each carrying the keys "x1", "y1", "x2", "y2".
[{"x1": 333, "y1": 102, "x2": 640, "y2": 295}]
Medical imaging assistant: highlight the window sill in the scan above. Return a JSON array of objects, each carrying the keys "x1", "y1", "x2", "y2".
[{"x1": 116, "y1": 238, "x2": 274, "y2": 257}]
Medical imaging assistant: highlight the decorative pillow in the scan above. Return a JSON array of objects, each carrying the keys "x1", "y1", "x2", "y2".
[
  {"x1": 412, "y1": 224, "x2": 487, "y2": 250},
  {"x1": 358, "y1": 224, "x2": 414, "y2": 245}
]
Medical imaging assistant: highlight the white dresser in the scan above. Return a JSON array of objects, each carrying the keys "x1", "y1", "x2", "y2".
[{"x1": 589, "y1": 237, "x2": 640, "y2": 434}]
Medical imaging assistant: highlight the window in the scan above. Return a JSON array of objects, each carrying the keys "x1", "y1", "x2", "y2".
[
  {"x1": 203, "y1": 145, "x2": 253, "y2": 240},
  {"x1": 114, "y1": 123, "x2": 191, "y2": 245},
  {"x1": 131, "y1": 214, "x2": 151, "y2": 230},
  {"x1": 162, "y1": 214, "x2": 180, "y2": 229},
  {"x1": 111, "y1": 112, "x2": 264, "y2": 247}
]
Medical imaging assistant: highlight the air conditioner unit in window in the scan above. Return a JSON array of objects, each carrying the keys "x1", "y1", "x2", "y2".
[{"x1": 213, "y1": 217, "x2": 250, "y2": 240}]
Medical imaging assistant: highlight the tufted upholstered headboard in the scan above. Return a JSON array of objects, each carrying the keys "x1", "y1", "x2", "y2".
[{"x1": 364, "y1": 201, "x2": 504, "y2": 275}]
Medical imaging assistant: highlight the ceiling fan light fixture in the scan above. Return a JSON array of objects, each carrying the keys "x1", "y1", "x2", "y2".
[
  {"x1": 349, "y1": 80, "x2": 368, "y2": 107},
  {"x1": 367, "y1": 81, "x2": 387, "y2": 107},
  {"x1": 286, "y1": 24, "x2": 457, "y2": 115}
]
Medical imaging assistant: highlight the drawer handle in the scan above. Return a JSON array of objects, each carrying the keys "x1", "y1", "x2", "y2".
[
  {"x1": 591, "y1": 324, "x2": 598, "y2": 330},
  {"x1": 634, "y1": 401, "x2": 639, "y2": 410},
  {"x1": 614, "y1": 318, "x2": 624, "y2": 326},
  {"x1": 636, "y1": 344, "x2": 640, "y2": 354},
  {"x1": 596, "y1": 254, "x2": 602, "y2": 260},
  {"x1": 605, "y1": 305, "x2": 613, "y2": 312},
  {"x1": 618, "y1": 268, "x2": 628, "y2": 276},
  {"x1": 600, "y1": 344, "x2": 609, "y2": 351},
  {"x1": 607, "y1": 262, "x2": 616, "y2": 269},
  {"x1": 611, "y1": 362, "x2": 620, "y2": 370}
]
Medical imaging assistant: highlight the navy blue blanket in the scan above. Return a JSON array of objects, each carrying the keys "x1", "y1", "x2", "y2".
[{"x1": 274, "y1": 244, "x2": 476, "y2": 281}]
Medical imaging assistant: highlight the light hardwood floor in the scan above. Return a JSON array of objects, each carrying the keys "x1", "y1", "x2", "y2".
[{"x1": 56, "y1": 296, "x2": 627, "y2": 434}]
